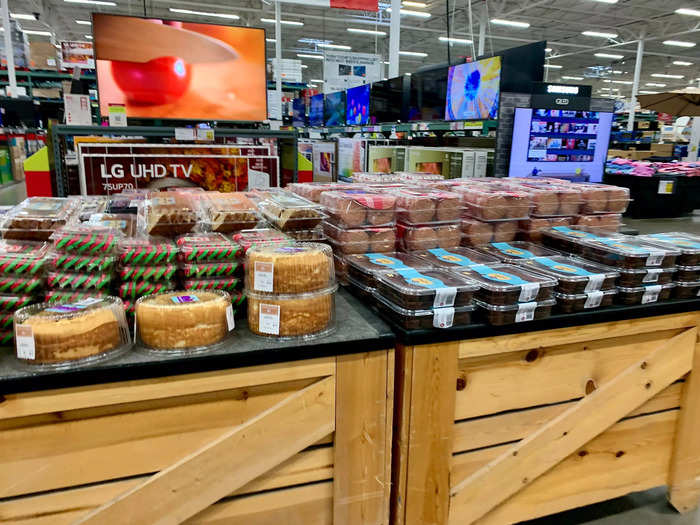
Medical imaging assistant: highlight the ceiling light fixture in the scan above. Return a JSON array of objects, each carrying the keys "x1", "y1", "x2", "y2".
[
  {"x1": 543, "y1": 64, "x2": 562, "y2": 68},
  {"x1": 646, "y1": 83, "x2": 666, "y2": 87},
  {"x1": 582, "y1": 30, "x2": 618, "y2": 38},
  {"x1": 589, "y1": 0, "x2": 618, "y2": 3},
  {"x1": 386, "y1": 8, "x2": 431, "y2": 18},
  {"x1": 266, "y1": 38, "x2": 276, "y2": 43},
  {"x1": 347, "y1": 28, "x2": 386, "y2": 36},
  {"x1": 402, "y1": 1, "x2": 428, "y2": 7},
  {"x1": 301, "y1": 64, "x2": 308, "y2": 69},
  {"x1": 673, "y1": 60, "x2": 693, "y2": 66},
  {"x1": 439, "y1": 36, "x2": 472, "y2": 44},
  {"x1": 297, "y1": 53, "x2": 323, "y2": 59},
  {"x1": 612, "y1": 70, "x2": 622, "y2": 74},
  {"x1": 10, "y1": 13, "x2": 37, "y2": 20},
  {"x1": 84, "y1": 34, "x2": 93, "y2": 39},
  {"x1": 561, "y1": 75, "x2": 584, "y2": 80},
  {"x1": 169, "y1": 8, "x2": 239, "y2": 19},
  {"x1": 311, "y1": 79, "x2": 324, "y2": 83},
  {"x1": 24, "y1": 30, "x2": 52, "y2": 36},
  {"x1": 75, "y1": 19, "x2": 91, "y2": 25},
  {"x1": 663, "y1": 40, "x2": 696, "y2": 47},
  {"x1": 399, "y1": 50, "x2": 428, "y2": 57},
  {"x1": 638, "y1": 90, "x2": 659, "y2": 94},
  {"x1": 383, "y1": 61, "x2": 390, "y2": 64},
  {"x1": 545, "y1": 47, "x2": 552, "y2": 52},
  {"x1": 490, "y1": 18, "x2": 530, "y2": 28},
  {"x1": 318, "y1": 43, "x2": 351, "y2": 50},
  {"x1": 64, "y1": 0, "x2": 116, "y2": 5},
  {"x1": 651, "y1": 73, "x2": 684, "y2": 78},
  {"x1": 261, "y1": 18, "x2": 304, "y2": 26},
  {"x1": 675, "y1": 8, "x2": 700, "y2": 16},
  {"x1": 595, "y1": 52, "x2": 624, "y2": 59}
]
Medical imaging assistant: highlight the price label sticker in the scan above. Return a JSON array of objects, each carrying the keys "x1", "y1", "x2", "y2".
[
  {"x1": 519, "y1": 283, "x2": 540, "y2": 302},
  {"x1": 254, "y1": 261, "x2": 274, "y2": 292},
  {"x1": 226, "y1": 305, "x2": 235, "y2": 331},
  {"x1": 646, "y1": 253, "x2": 665, "y2": 266},
  {"x1": 433, "y1": 287, "x2": 457, "y2": 308},
  {"x1": 584, "y1": 274, "x2": 605, "y2": 292},
  {"x1": 433, "y1": 307, "x2": 455, "y2": 329},
  {"x1": 515, "y1": 302, "x2": 537, "y2": 323},
  {"x1": 642, "y1": 268, "x2": 663, "y2": 283},
  {"x1": 259, "y1": 304, "x2": 280, "y2": 335},
  {"x1": 642, "y1": 285, "x2": 662, "y2": 304},
  {"x1": 15, "y1": 324, "x2": 35, "y2": 360},
  {"x1": 584, "y1": 291, "x2": 604, "y2": 309},
  {"x1": 657, "y1": 180, "x2": 675, "y2": 194}
]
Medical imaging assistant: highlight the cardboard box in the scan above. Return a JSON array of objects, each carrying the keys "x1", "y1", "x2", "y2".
[
  {"x1": 653, "y1": 143, "x2": 674, "y2": 157},
  {"x1": 32, "y1": 87, "x2": 61, "y2": 99},
  {"x1": 29, "y1": 42, "x2": 58, "y2": 70},
  {"x1": 367, "y1": 145, "x2": 407, "y2": 173}
]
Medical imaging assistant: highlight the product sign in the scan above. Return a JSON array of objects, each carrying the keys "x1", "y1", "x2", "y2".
[
  {"x1": 323, "y1": 51, "x2": 381, "y2": 93},
  {"x1": 60, "y1": 41, "x2": 95, "y2": 69},
  {"x1": 64, "y1": 94, "x2": 92, "y2": 126}
]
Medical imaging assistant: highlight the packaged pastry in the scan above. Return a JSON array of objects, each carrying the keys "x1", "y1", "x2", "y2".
[
  {"x1": 346, "y1": 252, "x2": 432, "y2": 288},
  {"x1": 334, "y1": 254, "x2": 348, "y2": 285},
  {"x1": 183, "y1": 277, "x2": 240, "y2": 292},
  {"x1": 180, "y1": 261, "x2": 240, "y2": 279},
  {"x1": 107, "y1": 192, "x2": 147, "y2": 215},
  {"x1": 375, "y1": 293, "x2": 476, "y2": 330},
  {"x1": 118, "y1": 237, "x2": 177, "y2": 265},
  {"x1": 321, "y1": 189, "x2": 396, "y2": 228},
  {"x1": 554, "y1": 289, "x2": 617, "y2": 313},
  {"x1": 518, "y1": 217, "x2": 573, "y2": 243},
  {"x1": 85, "y1": 213, "x2": 136, "y2": 236},
  {"x1": 461, "y1": 218, "x2": 495, "y2": 246},
  {"x1": 50, "y1": 253, "x2": 117, "y2": 273},
  {"x1": 412, "y1": 247, "x2": 499, "y2": 270},
  {"x1": 637, "y1": 233, "x2": 700, "y2": 266},
  {"x1": 510, "y1": 185, "x2": 583, "y2": 217},
  {"x1": 13, "y1": 296, "x2": 131, "y2": 367},
  {"x1": 0, "y1": 275, "x2": 44, "y2": 295},
  {"x1": 475, "y1": 299, "x2": 555, "y2": 325},
  {"x1": 323, "y1": 221, "x2": 396, "y2": 254},
  {"x1": 0, "y1": 312, "x2": 14, "y2": 329},
  {"x1": 374, "y1": 268, "x2": 478, "y2": 310},
  {"x1": 245, "y1": 242, "x2": 334, "y2": 294},
  {"x1": 575, "y1": 184, "x2": 631, "y2": 214},
  {"x1": 142, "y1": 192, "x2": 197, "y2": 236},
  {"x1": 573, "y1": 214, "x2": 622, "y2": 233},
  {"x1": 177, "y1": 233, "x2": 241, "y2": 262},
  {"x1": 516, "y1": 256, "x2": 619, "y2": 294},
  {"x1": 258, "y1": 189, "x2": 326, "y2": 231},
  {"x1": 288, "y1": 182, "x2": 355, "y2": 203},
  {"x1": 453, "y1": 263, "x2": 557, "y2": 306},
  {"x1": 118, "y1": 264, "x2": 177, "y2": 282},
  {"x1": 286, "y1": 227, "x2": 327, "y2": 243},
  {"x1": 580, "y1": 236, "x2": 679, "y2": 269},
  {"x1": 47, "y1": 271, "x2": 112, "y2": 291},
  {"x1": 617, "y1": 267, "x2": 676, "y2": 287},
  {"x1": 393, "y1": 188, "x2": 461, "y2": 225},
  {"x1": 615, "y1": 283, "x2": 675, "y2": 305},
  {"x1": 0, "y1": 240, "x2": 48, "y2": 275},
  {"x1": 2, "y1": 197, "x2": 76, "y2": 240},
  {"x1": 0, "y1": 294, "x2": 35, "y2": 311},
  {"x1": 247, "y1": 285, "x2": 337, "y2": 340},
  {"x1": 119, "y1": 281, "x2": 174, "y2": 300},
  {"x1": 397, "y1": 223, "x2": 461, "y2": 251},
  {"x1": 232, "y1": 228, "x2": 290, "y2": 254},
  {"x1": 201, "y1": 192, "x2": 260, "y2": 233},
  {"x1": 477, "y1": 241, "x2": 561, "y2": 263},
  {"x1": 673, "y1": 281, "x2": 700, "y2": 299},
  {"x1": 346, "y1": 274, "x2": 375, "y2": 302},
  {"x1": 454, "y1": 187, "x2": 531, "y2": 221},
  {"x1": 45, "y1": 290, "x2": 105, "y2": 303},
  {"x1": 136, "y1": 290, "x2": 234, "y2": 351},
  {"x1": 0, "y1": 330, "x2": 12, "y2": 346},
  {"x1": 77, "y1": 196, "x2": 109, "y2": 222},
  {"x1": 51, "y1": 226, "x2": 119, "y2": 255},
  {"x1": 541, "y1": 226, "x2": 600, "y2": 254},
  {"x1": 676, "y1": 265, "x2": 700, "y2": 282}
]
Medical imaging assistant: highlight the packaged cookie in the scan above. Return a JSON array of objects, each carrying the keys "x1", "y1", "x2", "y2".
[
  {"x1": 397, "y1": 223, "x2": 461, "y2": 251},
  {"x1": 51, "y1": 226, "x2": 120, "y2": 255},
  {"x1": 232, "y1": 228, "x2": 290, "y2": 254},
  {"x1": 637, "y1": 233, "x2": 700, "y2": 266},
  {"x1": 676, "y1": 265, "x2": 700, "y2": 282},
  {"x1": 554, "y1": 289, "x2": 617, "y2": 313},
  {"x1": 374, "y1": 268, "x2": 478, "y2": 310},
  {"x1": 518, "y1": 217, "x2": 572, "y2": 243},
  {"x1": 201, "y1": 192, "x2": 260, "y2": 233},
  {"x1": 258, "y1": 189, "x2": 326, "y2": 231},
  {"x1": 617, "y1": 267, "x2": 676, "y2": 288},
  {"x1": 475, "y1": 298, "x2": 555, "y2": 326},
  {"x1": 477, "y1": 241, "x2": 561, "y2": 263},
  {"x1": 516, "y1": 256, "x2": 619, "y2": 294},
  {"x1": 454, "y1": 263, "x2": 556, "y2": 306},
  {"x1": 393, "y1": 188, "x2": 461, "y2": 225},
  {"x1": 142, "y1": 192, "x2": 197, "y2": 236},
  {"x1": 50, "y1": 253, "x2": 117, "y2": 273},
  {"x1": 180, "y1": 261, "x2": 240, "y2": 279},
  {"x1": 47, "y1": 271, "x2": 113, "y2": 291},
  {"x1": 580, "y1": 236, "x2": 679, "y2": 269},
  {"x1": 45, "y1": 290, "x2": 105, "y2": 303},
  {"x1": 454, "y1": 187, "x2": 531, "y2": 222},
  {"x1": 176, "y1": 233, "x2": 241, "y2": 262},
  {"x1": 673, "y1": 281, "x2": 700, "y2": 299},
  {"x1": 615, "y1": 283, "x2": 675, "y2": 305},
  {"x1": 375, "y1": 293, "x2": 476, "y2": 330},
  {"x1": 183, "y1": 277, "x2": 240, "y2": 292},
  {"x1": 118, "y1": 237, "x2": 177, "y2": 265},
  {"x1": 286, "y1": 227, "x2": 327, "y2": 243},
  {"x1": 0, "y1": 240, "x2": 48, "y2": 275},
  {"x1": 2, "y1": 197, "x2": 76, "y2": 241},
  {"x1": 321, "y1": 190, "x2": 396, "y2": 228},
  {"x1": 575, "y1": 183, "x2": 630, "y2": 214},
  {"x1": 0, "y1": 311, "x2": 14, "y2": 329},
  {"x1": 323, "y1": 221, "x2": 396, "y2": 255},
  {"x1": 412, "y1": 247, "x2": 498, "y2": 270},
  {"x1": 346, "y1": 252, "x2": 432, "y2": 288},
  {"x1": 118, "y1": 264, "x2": 177, "y2": 282},
  {"x1": 0, "y1": 330, "x2": 12, "y2": 346},
  {"x1": 119, "y1": 281, "x2": 174, "y2": 300},
  {"x1": 0, "y1": 294, "x2": 34, "y2": 312},
  {"x1": 0, "y1": 275, "x2": 43, "y2": 295}
]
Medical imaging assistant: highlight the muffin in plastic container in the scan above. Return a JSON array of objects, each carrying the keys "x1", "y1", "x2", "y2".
[
  {"x1": 461, "y1": 218, "x2": 520, "y2": 247},
  {"x1": 637, "y1": 233, "x2": 700, "y2": 267},
  {"x1": 288, "y1": 182, "x2": 355, "y2": 203},
  {"x1": 258, "y1": 189, "x2": 326, "y2": 231},
  {"x1": 119, "y1": 264, "x2": 177, "y2": 282},
  {"x1": 136, "y1": 290, "x2": 234, "y2": 354},
  {"x1": 346, "y1": 252, "x2": 431, "y2": 288},
  {"x1": 118, "y1": 237, "x2": 178, "y2": 266},
  {"x1": 554, "y1": 289, "x2": 617, "y2": 313},
  {"x1": 201, "y1": 192, "x2": 260, "y2": 233},
  {"x1": 572, "y1": 214, "x2": 623, "y2": 233},
  {"x1": 141, "y1": 192, "x2": 198, "y2": 236},
  {"x1": 397, "y1": 223, "x2": 461, "y2": 251},
  {"x1": 615, "y1": 283, "x2": 675, "y2": 305},
  {"x1": 393, "y1": 188, "x2": 461, "y2": 225},
  {"x1": 454, "y1": 263, "x2": 557, "y2": 306},
  {"x1": 13, "y1": 296, "x2": 131, "y2": 369},
  {"x1": 323, "y1": 221, "x2": 396, "y2": 255},
  {"x1": 454, "y1": 187, "x2": 531, "y2": 221},
  {"x1": 1, "y1": 197, "x2": 77, "y2": 241},
  {"x1": 575, "y1": 184, "x2": 631, "y2": 214},
  {"x1": 516, "y1": 185, "x2": 583, "y2": 217},
  {"x1": 518, "y1": 217, "x2": 573, "y2": 243},
  {"x1": 475, "y1": 298, "x2": 556, "y2": 325},
  {"x1": 517, "y1": 256, "x2": 619, "y2": 294},
  {"x1": 321, "y1": 189, "x2": 396, "y2": 228},
  {"x1": 0, "y1": 240, "x2": 48, "y2": 275},
  {"x1": 617, "y1": 267, "x2": 676, "y2": 288},
  {"x1": 477, "y1": 241, "x2": 561, "y2": 263}
]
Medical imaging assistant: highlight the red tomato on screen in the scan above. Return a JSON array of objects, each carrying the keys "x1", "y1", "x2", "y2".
[{"x1": 111, "y1": 56, "x2": 192, "y2": 105}]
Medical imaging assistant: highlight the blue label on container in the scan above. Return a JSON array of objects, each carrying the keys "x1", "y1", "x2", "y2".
[
  {"x1": 428, "y1": 248, "x2": 476, "y2": 267},
  {"x1": 367, "y1": 253, "x2": 411, "y2": 269},
  {"x1": 171, "y1": 295, "x2": 199, "y2": 304},
  {"x1": 592, "y1": 237, "x2": 648, "y2": 254},
  {"x1": 468, "y1": 264, "x2": 530, "y2": 285},
  {"x1": 532, "y1": 257, "x2": 596, "y2": 276},
  {"x1": 649, "y1": 234, "x2": 700, "y2": 249},
  {"x1": 395, "y1": 268, "x2": 447, "y2": 289},
  {"x1": 552, "y1": 226, "x2": 599, "y2": 240},
  {"x1": 491, "y1": 243, "x2": 536, "y2": 259}
]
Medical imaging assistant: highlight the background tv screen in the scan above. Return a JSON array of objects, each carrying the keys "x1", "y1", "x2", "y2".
[
  {"x1": 324, "y1": 91, "x2": 346, "y2": 126},
  {"x1": 309, "y1": 94, "x2": 324, "y2": 127},
  {"x1": 93, "y1": 14, "x2": 266, "y2": 121},
  {"x1": 408, "y1": 66, "x2": 449, "y2": 121},
  {"x1": 346, "y1": 84, "x2": 370, "y2": 125},
  {"x1": 370, "y1": 76, "x2": 408, "y2": 123},
  {"x1": 292, "y1": 98, "x2": 306, "y2": 127},
  {"x1": 493, "y1": 41, "x2": 545, "y2": 93},
  {"x1": 508, "y1": 107, "x2": 613, "y2": 182},
  {"x1": 445, "y1": 56, "x2": 501, "y2": 121}
]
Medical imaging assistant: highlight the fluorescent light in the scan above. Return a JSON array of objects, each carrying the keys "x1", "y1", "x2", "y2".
[
  {"x1": 439, "y1": 36, "x2": 472, "y2": 44},
  {"x1": 673, "y1": 60, "x2": 693, "y2": 66},
  {"x1": 297, "y1": 53, "x2": 323, "y2": 60},
  {"x1": 651, "y1": 73, "x2": 684, "y2": 79},
  {"x1": 603, "y1": 79, "x2": 612, "y2": 83},
  {"x1": 402, "y1": 1, "x2": 427, "y2": 6},
  {"x1": 301, "y1": 64, "x2": 308, "y2": 69},
  {"x1": 386, "y1": 8, "x2": 431, "y2": 18},
  {"x1": 543, "y1": 64, "x2": 562, "y2": 68},
  {"x1": 595, "y1": 53, "x2": 624, "y2": 59},
  {"x1": 383, "y1": 61, "x2": 390, "y2": 65},
  {"x1": 545, "y1": 47, "x2": 552, "y2": 52},
  {"x1": 611, "y1": 80, "x2": 633, "y2": 84},
  {"x1": 589, "y1": 0, "x2": 618, "y2": 3},
  {"x1": 318, "y1": 43, "x2": 351, "y2": 50},
  {"x1": 169, "y1": 8, "x2": 239, "y2": 19},
  {"x1": 84, "y1": 35, "x2": 93, "y2": 40},
  {"x1": 64, "y1": 0, "x2": 116, "y2": 5},
  {"x1": 10, "y1": 13, "x2": 37, "y2": 20},
  {"x1": 309, "y1": 84, "x2": 317, "y2": 88},
  {"x1": 646, "y1": 82, "x2": 666, "y2": 87},
  {"x1": 347, "y1": 28, "x2": 386, "y2": 36},
  {"x1": 406, "y1": 73, "x2": 411, "y2": 76},
  {"x1": 24, "y1": 30, "x2": 52, "y2": 36},
  {"x1": 676, "y1": 8, "x2": 700, "y2": 16},
  {"x1": 311, "y1": 79, "x2": 324, "y2": 83},
  {"x1": 612, "y1": 70, "x2": 622, "y2": 74},
  {"x1": 561, "y1": 75, "x2": 584, "y2": 80},
  {"x1": 75, "y1": 19, "x2": 91, "y2": 25},
  {"x1": 261, "y1": 18, "x2": 304, "y2": 26},
  {"x1": 490, "y1": 18, "x2": 530, "y2": 28},
  {"x1": 266, "y1": 38, "x2": 276, "y2": 43},
  {"x1": 399, "y1": 50, "x2": 428, "y2": 57},
  {"x1": 638, "y1": 90, "x2": 659, "y2": 94},
  {"x1": 582, "y1": 30, "x2": 618, "y2": 38},
  {"x1": 663, "y1": 40, "x2": 696, "y2": 47}
]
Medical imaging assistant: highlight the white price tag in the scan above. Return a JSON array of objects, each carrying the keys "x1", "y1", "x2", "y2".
[
  {"x1": 642, "y1": 268, "x2": 663, "y2": 283},
  {"x1": 642, "y1": 285, "x2": 662, "y2": 304},
  {"x1": 254, "y1": 261, "x2": 274, "y2": 292},
  {"x1": 646, "y1": 252, "x2": 665, "y2": 266},
  {"x1": 519, "y1": 283, "x2": 539, "y2": 302},
  {"x1": 584, "y1": 291, "x2": 604, "y2": 309},
  {"x1": 433, "y1": 287, "x2": 457, "y2": 308},
  {"x1": 433, "y1": 307, "x2": 455, "y2": 329},
  {"x1": 226, "y1": 305, "x2": 235, "y2": 331},
  {"x1": 259, "y1": 304, "x2": 280, "y2": 335},
  {"x1": 196, "y1": 128, "x2": 215, "y2": 141},
  {"x1": 584, "y1": 274, "x2": 605, "y2": 292},
  {"x1": 15, "y1": 325, "x2": 35, "y2": 360},
  {"x1": 515, "y1": 302, "x2": 537, "y2": 323}
]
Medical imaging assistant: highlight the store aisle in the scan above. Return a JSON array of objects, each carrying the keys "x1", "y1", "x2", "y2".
[{"x1": 626, "y1": 214, "x2": 700, "y2": 236}]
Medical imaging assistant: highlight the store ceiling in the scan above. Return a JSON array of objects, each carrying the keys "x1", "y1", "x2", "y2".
[{"x1": 9, "y1": 0, "x2": 700, "y2": 98}]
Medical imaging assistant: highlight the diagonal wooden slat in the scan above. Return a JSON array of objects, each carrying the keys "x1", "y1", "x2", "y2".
[
  {"x1": 74, "y1": 375, "x2": 335, "y2": 525},
  {"x1": 448, "y1": 328, "x2": 697, "y2": 525}
]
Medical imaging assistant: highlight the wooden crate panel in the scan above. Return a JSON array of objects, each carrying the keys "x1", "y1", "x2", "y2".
[{"x1": 455, "y1": 328, "x2": 684, "y2": 419}]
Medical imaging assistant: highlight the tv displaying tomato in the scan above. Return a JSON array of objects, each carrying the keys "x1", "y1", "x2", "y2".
[{"x1": 93, "y1": 14, "x2": 266, "y2": 121}]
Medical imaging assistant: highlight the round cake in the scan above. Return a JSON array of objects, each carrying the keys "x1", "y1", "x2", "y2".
[{"x1": 136, "y1": 291, "x2": 231, "y2": 350}]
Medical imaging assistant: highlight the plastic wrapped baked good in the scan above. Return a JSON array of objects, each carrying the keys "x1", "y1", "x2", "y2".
[
  {"x1": 45, "y1": 290, "x2": 105, "y2": 303},
  {"x1": 288, "y1": 182, "x2": 355, "y2": 203},
  {"x1": 575, "y1": 184, "x2": 630, "y2": 214},
  {"x1": 346, "y1": 274, "x2": 374, "y2": 302},
  {"x1": 136, "y1": 290, "x2": 234, "y2": 351},
  {"x1": 183, "y1": 277, "x2": 240, "y2": 292},
  {"x1": 180, "y1": 261, "x2": 240, "y2": 279},
  {"x1": 412, "y1": 247, "x2": 499, "y2": 269},
  {"x1": 554, "y1": 289, "x2": 617, "y2": 313},
  {"x1": 47, "y1": 271, "x2": 113, "y2": 291},
  {"x1": 518, "y1": 217, "x2": 572, "y2": 243},
  {"x1": 323, "y1": 221, "x2": 396, "y2": 255},
  {"x1": 673, "y1": 281, "x2": 700, "y2": 299},
  {"x1": 374, "y1": 268, "x2": 478, "y2": 310},
  {"x1": 247, "y1": 285, "x2": 337, "y2": 339},
  {"x1": 2, "y1": 197, "x2": 77, "y2": 241},
  {"x1": 321, "y1": 190, "x2": 396, "y2": 228},
  {"x1": 13, "y1": 296, "x2": 130, "y2": 366},
  {"x1": 375, "y1": 293, "x2": 475, "y2": 330},
  {"x1": 637, "y1": 233, "x2": 700, "y2": 266},
  {"x1": 617, "y1": 267, "x2": 676, "y2": 287},
  {"x1": 201, "y1": 192, "x2": 260, "y2": 233},
  {"x1": 477, "y1": 241, "x2": 561, "y2": 263},
  {"x1": 232, "y1": 228, "x2": 290, "y2": 254},
  {"x1": 0, "y1": 312, "x2": 13, "y2": 329},
  {"x1": 461, "y1": 218, "x2": 494, "y2": 246},
  {"x1": 50, "y1": 253, "x2": 117, "y2": 273},
  {"x1": 520, "y1": 185, "x2": 583, "y2": 217},
  {"x1": 85, "y1": 213, "x2": 136, "y2": 236},
  {"x1": 573, "y1": 214, "x2": 622, "y2": 233},
  {"x1": 119, "y1": 281, "x2": 174, "y2": 300},
  {"x1": 177, "y1": 233, "x2": 241, "y2": 262},
  {"x1": 0, "y1": 294, "x2": 34, "y2": 311},
  {"x1": 118, "y1": 237, "x2": 177, "y2": 265},
  {"x1": 77, "y1": 196, "x2": 109, "y2": 222},
  {"x1": 142, "y1": 192, "x2": 197, "y2": 236},
  {"x1": 455, "y1": 187, "x2": 531, "y2": 221},
  {"x1": 245, "y1": 242, "x2": 334, "y2": 294},
  {"x1": 516, "y1": 256, "x2": 619, "y2": 294},
  {"x1": 346, "y1": 252, "x2": 432, "y2": 288},
  {"x1": 334, "y1": 254, "x2": 348, "y2": 285},
  {"x1": 0, "y1": 275, "x2": 43, "y2": 295},
  {"x1": 258, "y1": 190, "x2": 326, "y2": 231},
  {"x1": 0, "y1": 240, "x2": 48, "y2": 275},
  {"x1": 453, "y1": 263, "x2": 556, "y2": 306},
  {"x1": 475, "y1": 299, "x2": 555, "y2": 325},
  {"x1": 615, "y1": 283, "x2": 675, "y2": 305},
  {"x1": 286, "y1": 227, "x2": 327, "y2": 243},
  {"x1": 394, "y1": 188, "x2": 461, "y2": 225},
  {"x1": 676, "y1": 265, "x2": 700, "y2": 282},
  {"x1": 397, "y1": 223, "x2": 461, "y2": 251},
  {"x1": 580, "y1": 236, "x2": 679, "y2": 269},
  {"x1": 52, "y1": 226, "x2": 120, "y2": 255},
  {"x1": 118, "y1": 264, "x2": 177, "y2": 282}
]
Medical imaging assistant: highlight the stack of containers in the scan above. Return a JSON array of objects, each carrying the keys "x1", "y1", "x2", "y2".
[
  {"x1": 636, "y1": 232, "x2": 700, "y2": 300},
  {"x1": 257, "y1": 189, "x2": 327, "y2": 243},
  {"x1": 393, "y1": 188, "x2": 462, "y2": 251},
  {"x1": 245, "y1": 243, "x2": 338, "y2": 339},
  {"x1": 199, "y1": 192, "x2": 261, "y2": 234},
  {"x1": 0, "y1": 197, "x2": 78, "y2": 242},
  {"x1": 345, "y1": 252, "x2": 432, "y2": 303},
  {"x1": 288, "y1": 182, "x2": 356, "y2": 204},
  {"x1": 569, "y1": 183, "x2": 631, "y2": 232}
]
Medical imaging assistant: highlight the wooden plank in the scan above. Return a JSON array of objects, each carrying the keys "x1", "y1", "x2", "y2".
[
  {"x1": 333, "y1": 350, "x2": 392, "y2": 525},
  {"x1": 448, "y1": 327, "x2": 696, "y2": 524},
  {"x1": 0, "y1": 356, "x2": 335, "y2": 420},
  {"x1": 75, "y1": 376, "x2": 336, "y2": 525},
  {"x1": 453, "y1": 382, "x2": 682, "y2": 454},
  {"x1": 404, "y1": 342, "x2": 458, "y2": 525},
  {"x1": 384, "y1": 348, "x2": 395, "y2": 525},
  {"x1": 450, "y1": 411, "x2": 677, "y2": 525},
  {"x1": 455, "y1": 328, "x2": 684, "y2": 420},
  {"x1": 455, "y1": 312, "x2": 700, "y2": 359},
  {"x1": 390, "y1": 344, "x2": 413, "y2": 525},
  {"x1": 668, "y1": 336, "x2": 700, "y2": 513}
]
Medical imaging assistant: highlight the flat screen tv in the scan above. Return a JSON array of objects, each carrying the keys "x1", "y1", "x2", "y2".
[
  {"x1": 508, "y1": 107, "x2": 613, "y2": 182},
  {"x1": 309, "y1": 93, "x2": 325, "y2": 127},
  {"x1": 93, "y1": 13, "x2": 267, "y2": 121},
  {"x1": 445, "y1": 56, "x2": 501, "y2": 121},
  {"x1": 346, "y1": 84, "x2": 370, "y2": 125},
  {"x1": 370, "y1": 76, "x2": 409, "y2": 123},
  {"x1": 408, "y1": 65, "x2": 449, "y2": 121},
  {"x1": 324, "y1": 91, "x2": 346, "y2": 126},
  {"x1": 481, "y1": 41, "x2": 545, "y2": 93},
  {"x1": 292, "y1": 98, "x2": 306, "y2": 127}
]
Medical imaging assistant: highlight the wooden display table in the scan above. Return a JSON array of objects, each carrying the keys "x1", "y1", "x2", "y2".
[
  {"x1": 0, "y1": 289, "x2": 395, "y2": 525},
  {"x1": 391, "y1": 299, "x2": 700, "y2": 525}
]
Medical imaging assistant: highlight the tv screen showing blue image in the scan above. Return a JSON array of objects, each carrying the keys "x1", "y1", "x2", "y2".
[
  {"x1": 445, "y1": 56, "x2": 501, "y2": 121},
  {"x1": 346, "y1": 84, "x2": 370, "y2": 125},
  {"x1": 309, "y1": 94, "x2": 325, "y2": 127},
  {"x1": 324, "y1": 91, "x2": 346, "y2": 126},
  {"x1": 292, "y1": 98, "x2": 306, "y2": 127}
]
